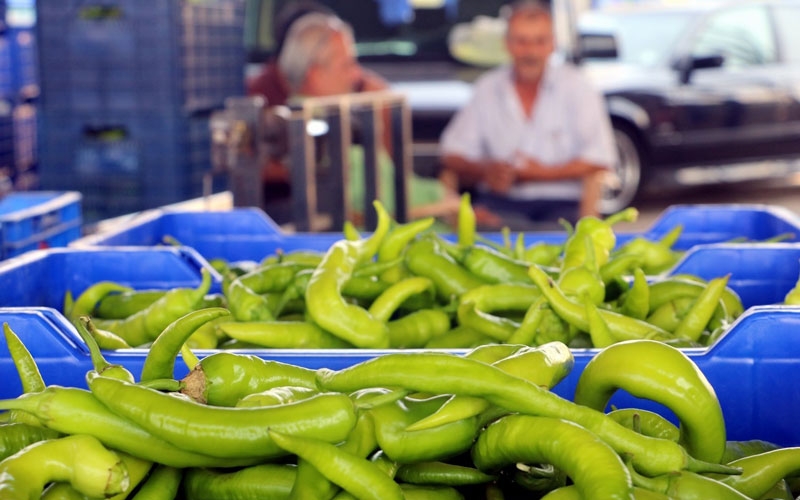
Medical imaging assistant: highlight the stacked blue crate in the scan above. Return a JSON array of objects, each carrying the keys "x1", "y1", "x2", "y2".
[
  {"x1": 2, "y1": 0, "x2": 39, "y2": 191},
  {"x1": 36, "y1": 0, "x2": 246, "y2": 222},
  {"x1": 0, "y1": 31, "x2": 12, "y2": 188}
]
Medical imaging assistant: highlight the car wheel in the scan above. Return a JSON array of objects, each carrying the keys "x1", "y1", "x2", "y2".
[{"x1": 600, "y1": 125, "x2": 644, "y2": 215}]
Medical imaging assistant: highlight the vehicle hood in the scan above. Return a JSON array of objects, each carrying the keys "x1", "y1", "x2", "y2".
[{"x1": 580, "y1": 61, "x2": 672, "y2": 94}]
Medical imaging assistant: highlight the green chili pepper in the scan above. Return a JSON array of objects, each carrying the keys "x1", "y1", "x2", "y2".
[
  {"x1": 644, "y1": 297, "x2": 695, "y2": 333},
  {"x1": 42, "y1": 452, "x2": 153, "y2": 500},
  {"x1": 672, "y1": 275, "x2": 730, "y2": 342},
  {"x1": 721, "y1": 439, "x2": 782, "y2": 464},
  {"x1": 62, "y1": 290, "x2": 75, "y2": 319},
  {"x1": 648, "y1": 277, "x2": 743, "y2": 319},
  {"x1": 710, "y1": 448, "x2": 800, "y2": 499},
  {"x1": 406, "y1": 238, "x2": 486, "y2": 301},
  {"x1": 288, "y1": 408, "x2": 378, "y2": 500},
  {"x1": 513, "y1": 463, "x2": 568, "y2": 494},
  {"x1": 473, "y1": 414, "x2": 634, "y2": 500},
  {"x1": 225, "y1": 276, "x2": 275, "y2": 322},
  {"x1": 368, "y1": 277, "x2": 434, "y2": 322},
  {"x1": 540, "y1": 485, "x2": 669, "y2": 499},
  {"x1": 129, "y1": 464, "x2": 181, "y2": 500},
  {"x1": 233, "y1": 386, "x2": 319, "y2": 408},
  {"x1": 270, "y1": 429, "x2": 403, "y2": 500},
  {"x1": 378, "y1": 218, "x2": 435, "y2": 264},
  {"x1": 561, "y1": 208, "x2": 637, "y2": 271},
  {"x1": 607, "y1": 408, "x2": 680, "y2": 442},
  {"x1": 140, "y1": 307, "x2": 231, "y2": 382},
  {"x1": 93, "y1": 289, "x2": 166, "y2": 320},
  {"x1": 559, "y1": 234, "x2": 606, "y2": 306},
  {"x1": 0, "y1": 434, "x2": 128, "y2": 500},
  {"x1": 457, "y1": 192, "x2": 476, "y2": 247},
  {"x1": 370, "y1": 394, "x2": 482, "y2": 464},
  {"x1": 529, "y1": 265, "x2": 672, "y2": 343},
  {"x1": 574, "y1": 339, "x2": 727, "y2": 464},
  {"x1": 94, "y1": 269, "x2": 213, "y2": 347},
  {"x1": 784, "y1": 264, "x2": 800, "y2": 304},
  {"x1": 620, "y1": 268, "x2": 650, "y2": 320},
  {"x1": 88, "y1": 373, "x2": 357, "y2": 459},
  {"x1": 584, "y1": 296, "x2": 615, "y2": 348},
  {"x1": 456, "y1": 284, "x2": 541, "y2": 342},
  {"x1": 387, "y1": 309, "x2": 451, "y2": 348},
  {"x1": 408, "y1": 342, "x2": 573, "y2": 431},
  {"x1": 183, "y1": 463, "x2": 297, "y2": 500},
  {"x1": 423, "y1": 325, "x2": 495, "y2": 349},
  {"x1": 219, "y1": 321, "x2": 352, "y2": 349},
  {"x1": 523, "y1": 241, "x2": 564, "y2": 267},
  {"x1": 316, "y1": 352, "x2": 738, "y2": 477},
  {"x1": 185, "y1": 315, "x2": 229, "y2": 349},
  {"x1": 506, "y1": 296, "x2": 548, "y2": 345},
  {"x1": 397, "y1": 484, "x2": 465, "y2": 500},
  {"x1": 68, "y1": 281, "x2": 132, "y2": 322},
  {"x1": 396, "y1": 461, "x2": 495, "y2": 486},
  {"x1": 627, "y1": 460, "x2": 748, "y2": 499},
  {"x1": 75, "y1": 316, "x2": 135, "y2": 383},
  {"x1": 463, "y1": 343, "x2": 525, "y2": 364},
  {"x1": 3, "y1": 323, "x2": 48, "y2": 426},
  {"x1": 0, "y1": 422, "x2": 61, "y2": 462},
  {"x1": 239, "y1": 262, "x2": 315, "y2": 294},
  {"x1": 179, "y1": 351, "x2": 317, "y2": 407},
  {"x1": 0, "y1": 387, "x2": 256, "y2": 468},
  {"x1": 462, "y1": 245, "x2": 535, "y2": 285},
  {"x1": 617, "y1": 224, "x2": 683, "y2": 275},
  {"x1": 3, "y1": 323, "x2": 45, "y2": 394},
  {"x1": 263, "y1": 250, "x2": 325, "y2": 267},
  {"x1": 81, "y1": 317, "x2": 131, "y2": 350},
  {"x1": 599, "y1": 253, "x2": 642, "y2": 285},
  {"x1": 306, "y1": 240, "x2": 390, "y2": 348}
]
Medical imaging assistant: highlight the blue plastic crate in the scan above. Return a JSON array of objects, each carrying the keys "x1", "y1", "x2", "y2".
[
  {"x1": 0, "y1": 191, "x2": 81, "y2": 259},
  {"x1": 74, "y1": 204, "x2": 800, "y2": 263},
  {"x1": 11, "y1": 102, "x2": 36, "y2": 188},
  {"x1": 1, "y1": 304, "x2": 799, "y2": 446},
  {"x1": 38, "y1": 109, "x2": 218, "y2": 223},
  {"x1": 36, "y1": 0, "x2": 245, "y2": 115},
  {"x1": 0, "y1": 98, "x2": 12, "y2": 176},
  {"x1": 0, "y1": 246, "x2": 221, "y2": 308},
  {"x1": 8, "y1": 27, "x2": 38, "y2": 101},
  {"x1": 0, "y1": 34, "x2": 11, "y2": 100}
]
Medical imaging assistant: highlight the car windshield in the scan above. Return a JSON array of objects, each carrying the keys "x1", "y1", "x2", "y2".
[{"x1": 579, "y1": 10, "x2": 696, "y2": 66}]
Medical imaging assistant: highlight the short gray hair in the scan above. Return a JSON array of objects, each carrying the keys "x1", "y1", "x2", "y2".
[
  {"x1": 278, "y1": 12, "x2": 355, "y2": 93},
  {"x1": 502, "y1": 0, "x2": 552, "y2": 24}
]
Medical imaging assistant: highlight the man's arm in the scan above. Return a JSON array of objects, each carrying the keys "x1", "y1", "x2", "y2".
[
  {"x1": 441, "y1": 154, "x2": 517, "y2": 194},
  {"x1": 580, "y1": 169, "x2": 606, "y2": 218},
  {"x1": 515, "y1": 157, "x2": 606, "y2": 182}
]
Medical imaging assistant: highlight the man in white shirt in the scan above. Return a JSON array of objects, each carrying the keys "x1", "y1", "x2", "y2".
[{"x1": 439, "y1": 0, "x2": 617, "y2": 227}]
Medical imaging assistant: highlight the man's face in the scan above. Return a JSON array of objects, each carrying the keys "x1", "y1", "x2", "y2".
[
  {"x1": 309, "y1": 32, "x2": 362, "y2": 96},
  {"x1": 506, "y1": 14, "x2": 554, "y2": 84}
]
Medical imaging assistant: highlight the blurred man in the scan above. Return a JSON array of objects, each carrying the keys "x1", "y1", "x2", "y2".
[
  {"x1": 439, "y1": 0, "x2": 617, "y2": 227},
  {"x1": 279, "y1": 13, "x2": 458, "y2": 225}
]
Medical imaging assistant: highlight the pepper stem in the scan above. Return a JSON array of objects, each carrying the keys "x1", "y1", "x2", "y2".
[{"x1": 685, "y1": 456, "x2": 743, "y2": 475}]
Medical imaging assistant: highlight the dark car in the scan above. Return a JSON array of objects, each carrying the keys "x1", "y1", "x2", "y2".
[
  {"x1": 244, "y1": 0, "x2": 800, "y2": 214},
  {"x1": 575, "y1": 0, "x2": 800, "y2": 213}
]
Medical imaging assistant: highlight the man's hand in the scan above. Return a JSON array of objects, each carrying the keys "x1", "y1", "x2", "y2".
[{"x1": 484, "y1": 161, "x2": 517, "y2": 194}]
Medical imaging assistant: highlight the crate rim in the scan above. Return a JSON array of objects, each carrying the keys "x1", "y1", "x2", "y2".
[{"x1": 0, "y1": 191, "x2": 82, "y2": 223}]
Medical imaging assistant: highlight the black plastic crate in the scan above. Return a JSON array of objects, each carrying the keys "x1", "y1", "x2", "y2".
[
  {"x1": 36, "y1": 0, "x2": 245, "y2": 115},
  {"x1": 38, "y1": 108, "x2": 215, "y2": 222}
]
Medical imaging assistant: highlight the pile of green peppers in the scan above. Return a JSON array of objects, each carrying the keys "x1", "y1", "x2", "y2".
[
  {"x1": 65, "y1": 198, "x2": 749, "y2": 351},
  {"x1": 2, "y1": 315, "x2": 800, "y2": 499}
]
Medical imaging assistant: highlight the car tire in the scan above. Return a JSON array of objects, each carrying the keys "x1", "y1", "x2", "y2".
[{"x1": 600, "y1": 123, "x2": 645, "y2": 215}]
